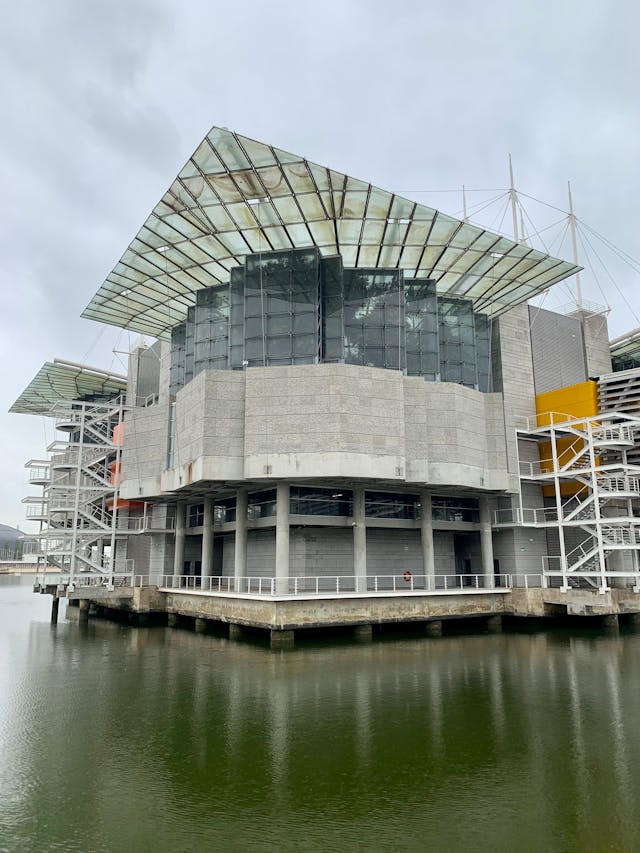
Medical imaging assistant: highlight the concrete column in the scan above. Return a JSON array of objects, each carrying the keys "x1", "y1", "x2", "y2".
[
  {"x1": 353, "y1": 624, "x2": 373, "y2": 642},
  {"x1": 479, "y1": 496, "x2": 495, "y2": 588},
  {"x1": 353, "y1": 486, "x2": 367, "y2": 593},
  {"x1": 601, "y1": 614, "x2": 619, "y2": 633},
  {"x1": 173, "y1": 501, "x2": 186, "y2": 578},
  {"x1": 485, "y1": 615, "x2": 502, "y2": 634},
  {"x1": 275, "y1": 482, "x2": 290, "y2": 595},
  {"x1": 234, "y1": 488, "x2": 248, "y2": 592},
  {"x1": 201, "y1": 495, "x2": 214, "y2": 586},
  {"x1": 229, "y1": 623, "x2": 245, "y2": 641},
  {"x1": 270, "y1": 629, "x2": 295, "y2": 650},
  {"x1": 195, "y1": 617, "x2": 209, "y2": 634},
  {"x1": 50, "y1": 596, "x2": 59, "y2": 624},
  {"x1": 420, "y1": 491, "x2": 435, "y2": 588},
  {"x1": 78, "y1": 599, "x2": 90, "y2": 622},
  {"x1": 167, "y1": 613, "x2": 179, "y2": 629},
  {"x1": 424, "y1": 619, "x2": 442, "y2": 638}
]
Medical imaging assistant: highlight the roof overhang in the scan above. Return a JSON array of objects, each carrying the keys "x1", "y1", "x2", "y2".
[
  {"x1": 9, "y1": 359, "x2": 127, "y2": 416},
  {"x1": 610, "y1": 327, "x2": 640, "y2": 363},
  {"x1": 82, "y1": 126, "x2": 581, "y2": 338}
]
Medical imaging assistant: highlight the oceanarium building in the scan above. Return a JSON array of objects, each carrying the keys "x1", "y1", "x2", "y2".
[{"x1": 12, "y1": 127, "x2": 640, "y2": 638}]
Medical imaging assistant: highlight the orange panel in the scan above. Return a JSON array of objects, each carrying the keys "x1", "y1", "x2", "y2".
[{"x1": 112, "y1": 422, "x2": 125, "y2": 446}]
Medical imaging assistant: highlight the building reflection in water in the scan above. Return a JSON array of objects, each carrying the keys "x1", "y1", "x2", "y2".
[{"x1": 4, "y1": 588, "x2": 640, "y2": 851}]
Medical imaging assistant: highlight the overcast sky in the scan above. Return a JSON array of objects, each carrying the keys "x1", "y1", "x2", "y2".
[{"x1": 1, "y1": 0, "x2": 638, "y2": 530}]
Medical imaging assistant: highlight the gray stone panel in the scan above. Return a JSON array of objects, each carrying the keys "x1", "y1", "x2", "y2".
[{"x1": 529, "y1": 306, "x2": 586, "y2": 393}]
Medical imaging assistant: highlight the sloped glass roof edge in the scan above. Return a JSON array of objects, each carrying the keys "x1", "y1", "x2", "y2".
[
  {"x1": 610, "y1": 327, "x2": 640, "y2": 359},
  {"x1": 82, "y1": 126, "x2": 582, "y2": 336},
  {"x1": 9, "y1": 360, "x2": 127, "y2": 416}
]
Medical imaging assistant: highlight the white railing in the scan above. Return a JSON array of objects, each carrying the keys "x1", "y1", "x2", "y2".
[
  {"x1": 27, "y1": 466, "x2": 50, "y2": 483},
  {"x1": 601, "y1": 526, "x2": 640, "y2": 545},
  {"x1": 594, "y1": 425, "x2": 634, "y2": 444},
  {"x1": 25, "y1": 504, "x2": 47, "y2": 518},
  {"x1": 157, "y1": 572, "x2": 519, "y2": 595},
  {"x1": 600, "y1": 476, "x2": 640, "y2": 495}
]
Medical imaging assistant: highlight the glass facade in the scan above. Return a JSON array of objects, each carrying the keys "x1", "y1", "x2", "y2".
[
  {"x1": 365, "y1": 492, "x2": 420, "y2": 520},
  {"x1": 290, "y1": 487, "x2": 353, "y2": 517},
  {"x1": 169, "y1": 246, "x2": 491, "y2": 396},
  {"x1": 181, "y1": 491, "x2": 481, "y2": 525}
]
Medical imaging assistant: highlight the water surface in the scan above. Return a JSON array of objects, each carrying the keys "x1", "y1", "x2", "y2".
[{"x1": 1, "y1": 579, "x2": 639, "y2": 852}]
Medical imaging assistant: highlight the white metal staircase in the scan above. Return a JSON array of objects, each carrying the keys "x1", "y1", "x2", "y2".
[{"x1": 496, "y1": 411, "x2": 640, "y2": 592}]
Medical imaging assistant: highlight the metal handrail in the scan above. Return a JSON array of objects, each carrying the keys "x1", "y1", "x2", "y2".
[{"x1": 157, "y1": 572, "x2": 520, "y2": 595}]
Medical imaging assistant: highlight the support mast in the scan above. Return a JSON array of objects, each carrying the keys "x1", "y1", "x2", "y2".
[
  {"x1": 567, "y1": 180, "x2": 583, "y2": 310},
  {"x1": 508, "y1": 154, "x2": 519, "y2": 241}
]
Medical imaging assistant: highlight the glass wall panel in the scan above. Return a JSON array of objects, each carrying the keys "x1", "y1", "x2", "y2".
[
  {"x1": 243, "y1": 248, "x2": 321, "y2": 368},
  {"x1": 405, "y1": 278, "x2": 439, "y2": 380},
  {"x1": 247, "y1": 488, "x2": 277, "y2": 519},
  {"x1": 342, "y1": 269, "x2": 403, "y2": 370},
  {"x1": 184, "y1": 306, "x2": 196, "y2": 386},
  {"x1": 188, "y1": 503, "x2": 204, "y2": 527},
  {"x1": 474, "y1": 312, "x2": 491, "y2": 392},
  {"x1": 431, "y1": 496, "x2": 480, "y2": 523},
  {"x1": 215, "y1": 497, "x2": 236, "y2": 523},
  {"x1": 290, "y1": 486, "x2": 353, "y2": 516},
  {"x1": 229, "y1": 267, "x2": 244, "y2": 370},
  {"x1": 194, "y1": 285, "x2": 229, "y2": 376},
  {"x1": 438, "y1": 297, "x2": 478, "y2": 388},
  {"x1": 365, "y1": 491, "x2": 420, "y2": 520},
  {"x1": 169, "y1": 324, "x2": 186, "y2": 397}
]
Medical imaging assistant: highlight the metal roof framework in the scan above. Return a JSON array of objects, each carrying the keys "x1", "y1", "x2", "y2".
[
  {"x1": 9, "y1": 359, "x2": 127, "y2": 416},
  {"x1": 82, "y1": 127, "x2": 581, "y2": 338}
]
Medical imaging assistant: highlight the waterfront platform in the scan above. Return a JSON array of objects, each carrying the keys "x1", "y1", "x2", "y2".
[{"x1": 34, "y1": 571, "x2": 640, "y2": 647}]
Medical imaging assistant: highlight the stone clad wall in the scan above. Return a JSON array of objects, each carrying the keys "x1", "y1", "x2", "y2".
[{"x1": 122, "y1": 362, "x2": 513, "y2": 496}]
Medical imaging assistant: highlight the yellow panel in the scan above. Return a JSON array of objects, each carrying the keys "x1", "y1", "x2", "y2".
[
  {"x1": 535, "y1": 381, "x2": 598, "y2": 495},
  {"x1": 535, "y1": 380, "x2": 597, "y2": 427}
]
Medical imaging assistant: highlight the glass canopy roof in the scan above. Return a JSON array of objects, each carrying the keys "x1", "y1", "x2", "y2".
[
  {"x1": 610, "y1": 327, "x2": 640, "y2": 362},
  {"x1": 9, "y1": 360, "x2": 127, "y2": 416},
  {"x1": 82, "y1": 127, "x2": 581, "y2": 338}
]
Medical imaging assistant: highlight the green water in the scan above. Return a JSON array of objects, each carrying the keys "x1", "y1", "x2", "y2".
[{"x1": 1, "y1": 580, "x2": 639, "y2": 853}]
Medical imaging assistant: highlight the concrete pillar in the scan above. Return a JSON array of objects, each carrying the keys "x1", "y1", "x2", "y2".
[
  {"x1": 270, "y1": 629, "x2": 295, "y2": 650},
  {"x1": 627, "y1": 612, "x2": 640, "y2": 628},
  {"x1": 234, "y1": 488, "x2": 248, "y2": 592},
  {"x1": 173, "y1": 501, "x2": 186, "y2": 578},
  {"x1": 424, "y1": 619, "x2": 442, "y2": 638},
  {"x1": 479, "y1": 496, "x2": 495, "y2": 588},
  {"x1": 229, "y1": 623, "x2": 245, "y2": 641},
  {"x1": 275, "y1": 482, "x2": 290, "y2": 595},
  {"x1": 50, "y1": 597, "x2": 59, "y2": 624},
  {"x1": 78, "y1": 599, "x2": 90, "y2": 622},
  {"x1": 167, "y1": 613, "x2": 179, "y2": 629},
  {"x1": 485, "y1": 614, "x2": 502, "y2": 634},
  {"x1": 201, "y1": 495, "x2": 214, "y2": 586},
  {"x1": 353, "y1": 486, "x2": 367, "y2": 593},
  {"x1": 353, "y1": 624, "x2": 373, "y2": 642},
  {"x1": 601, "y1": 614, "x2": 619, "y2": 632},
  {"x1": 195, "y1": 617, "x2": 209, "y2": 634},
  {"x1": 420, "y1": 491, "x2": 435, "y2": 589}
]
